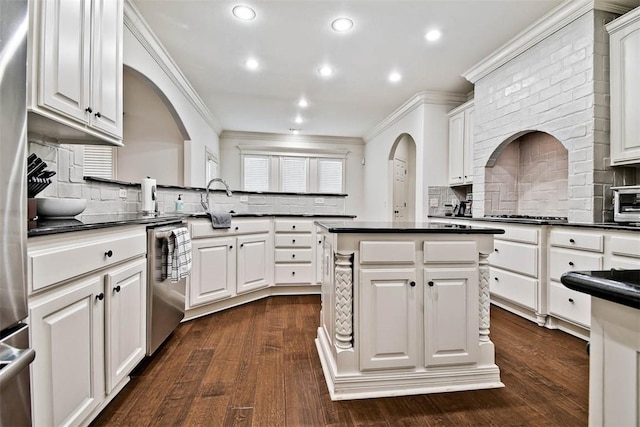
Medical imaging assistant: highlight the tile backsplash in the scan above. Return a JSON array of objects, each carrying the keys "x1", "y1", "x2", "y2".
[{"x1": 29, "y1": 140, "x2": 347, "y2": 216}]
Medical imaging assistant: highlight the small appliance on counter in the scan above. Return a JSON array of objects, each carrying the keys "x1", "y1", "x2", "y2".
[{"x1": 613, "y1": 185, "x2": 640, "y2": 223}]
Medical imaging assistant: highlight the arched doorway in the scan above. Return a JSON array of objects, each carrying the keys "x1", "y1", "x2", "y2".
[{"x1": 389, "y1": 133, "x2": 417, "y2": 222}]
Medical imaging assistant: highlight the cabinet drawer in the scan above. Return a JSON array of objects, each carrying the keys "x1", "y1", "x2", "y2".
[
  {"x1": 274, "y1": 234, "x2": 314, "y2": 248},
  {"x1": 423, "y1": 241, "x2": 476, "y2": 264},
  {"x1": 549, "y1": 281, "x2": 591, "y2": 327},
  {"x1": 610, "y1": 235, "x2": 640, "y2": 258},
  {"x1": 494, "y1": 225, "x2": 539, "y2": 244},
  {"x1": 190, "y1": 219, "x2": 271, "y2": 239},
  {"x1": 550, "y1": 230, "x2": 603, "y2": 252},
  {"x1": 489, "y1": 267, "x2": 537, "y2": 310},
  {"x1": 275, "y1": 248, "x2": 313, "y2": 263},
  {"x1": 29, "y1": 228, "x2": 146, "y2": 292},
  {"x1": 360, "y1": 241, "x2": 415, "y2": 264},
  {"x1": 549, "y1": 248, "x2": 603, "y2": 281},
  {"x1": 489, "y1": 240, "x2": 538, "y2": 277},
  {"x1": 274, "y1": 219, "x2": 313, "y2": 233},
  {"x1": 274, "y1": 264, "x2": 313, "y2": 284}
]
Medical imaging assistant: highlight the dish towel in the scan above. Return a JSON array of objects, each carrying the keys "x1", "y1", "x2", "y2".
[
  {"x1": 209, "y1": 211, "x2": 232, "y2": 229},
  {"x1": 162, "y1": 227, "x2": 192, "y2": 283}
]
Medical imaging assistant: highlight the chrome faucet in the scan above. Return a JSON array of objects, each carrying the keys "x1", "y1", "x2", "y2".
[{"x1": 200, "y1": 178, "x2": 233, "y2": 211}]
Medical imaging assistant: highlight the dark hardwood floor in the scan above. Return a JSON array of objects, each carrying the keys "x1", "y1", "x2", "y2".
[{"x1": 92, "y1": 296, "x2": 589, "y2": 426}]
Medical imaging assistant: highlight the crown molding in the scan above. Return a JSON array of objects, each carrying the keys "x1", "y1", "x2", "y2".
[
  {"x1": 463, "y1": 0, "x2": 636, "y2": 84},
  {"x1": 605, "y1": 3, "x2": 640, "y2": 32},
  {"x1": 221, "y1": 130, "x2": 364, "y2": 145},
  {"x1": 363, "y1": 91, "x2": 468, "y2": 143},
  {"x1": 123, "y1": 0, "x2": 223, "y2": 136}
]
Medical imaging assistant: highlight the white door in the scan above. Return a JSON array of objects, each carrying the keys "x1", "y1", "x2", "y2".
[
  {"x1": 105, "y1": 257, "x2": 146, "y2": 393},
  {"x1": 89, "y1": 0, "x2": 123, "y2": 137},
  {"x1": 359, "y1": 268, "x2": 417, "y2": 370},
  {"x1": 30, "y1": 275, "x2": 105, "y2": 427},
  {"x1": 189, "y1": 237, "x2": 236, "y2": 307},
  {"x1": 423, "y1": 268, "x2": 478, "y2": 367},
  {"x1": 393, "y1": 158, "x2": 408, "y2": 222},
  {"x1": 463, "y1": 107, "x2": 475, "y2": 184},
  {"x1": 448, "y1": 112, "x2": 465, "y2": 185},
  {"x1": 40, "y1": 0, "x2": 91, "y2": 122},
  {"x1": 237, "y1": 234, "x2": 271, "y2": 294}
]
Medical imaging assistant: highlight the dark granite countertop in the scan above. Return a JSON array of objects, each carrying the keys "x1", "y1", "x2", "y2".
[
  {"x1": 315, "y1": 221, "x2": 505, "y2": 234},
  {"x1": 28, "y1": 212, "x2": 357, "y2": 237},
  {"x1": 428, "y1": 215, "x2": 640, "y2": 231},
  {"x1": 561, "y1": 270, "x2": 640, "y2": 310}
]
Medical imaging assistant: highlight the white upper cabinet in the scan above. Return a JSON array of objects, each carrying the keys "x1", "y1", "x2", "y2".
[
  {"x1": 28, "y1": 0, "x2": 123, "y2": 146},
  {"x1": 448, "y1": 100, "x2": 475, "y2": 185},
  {"x1": 607, "y1": 8, "x2": 640, "y2": 166}
]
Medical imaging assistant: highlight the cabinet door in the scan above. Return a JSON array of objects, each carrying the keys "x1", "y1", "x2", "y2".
[
  {"x1": 424, "y1": 268, "x2": 478, "y2": 367},
  {"x1": 40, "y1": 0, "x2": 91, "y2": 122},
  {"x1": 90, "y1": 0, "x2": 123, "y2": 137},
  {"x1": 237, "y1": 234, "x2": 271, "y2": 294},
  {"x1": 359, "y1": 268, "x2": 417, "y2": 370},
  {"x1": 105, "y1": 257, "x2": 146, "y2": 393},
  {"x1": 610, "y1": 19, "x2": 640, "y2": 165},
  {"x1": 189, "y1": 237, "x2": 236, "y2": 307},
  {"x1": 463, "y1": 106, "x2": 475, "y2": 184},
  {"x1": 448, "y1": 111, "x2": 465, "y2": 185},
  {"x1": 30, "y1": 275, "x2": 105, "y2": 427}
]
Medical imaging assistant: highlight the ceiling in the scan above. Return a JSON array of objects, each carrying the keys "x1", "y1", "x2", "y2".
[{"x1": 132, "y1": 0, "x2": 564, "y2": 138}]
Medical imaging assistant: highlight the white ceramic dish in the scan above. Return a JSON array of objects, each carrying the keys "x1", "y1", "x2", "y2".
[{"x1": 36, "y1": 198, "x2": 87, "y2": 218}]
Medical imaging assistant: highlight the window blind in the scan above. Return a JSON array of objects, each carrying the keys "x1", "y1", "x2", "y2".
[
  {"x1": 243, "y1": 155, "x2": 269, "y2": 191},
  {"x1": 318, "y1": 158, "x2": 343, "y2": 193},
  {"x1": 281, "y1": 157, "x2": 307, "y2": 192},
  {"x1": 83, "y1": 146, "x2": 114, "y2": 179}
]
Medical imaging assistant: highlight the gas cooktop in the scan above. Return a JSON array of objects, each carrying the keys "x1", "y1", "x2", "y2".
[{"x1": 484, "y1": 215, "x2": 568, "y2": 224}]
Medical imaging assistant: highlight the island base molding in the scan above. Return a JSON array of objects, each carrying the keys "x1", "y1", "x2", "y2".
[{"x1": 315, "y1": 327, "x2": 503, "y2": 401}]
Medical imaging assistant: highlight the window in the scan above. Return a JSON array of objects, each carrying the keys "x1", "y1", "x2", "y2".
[
  {"x1": 83, "y1": 146, "x2": 114, "y2": 179},
  {"x1": 243, "y1": 155, "x2": 270, "y2": 191},
  {"x1": 240, "y1": 146, "x2": 348, "y2": 193},
  {"x1": 281, "y1": 157, "x2": 308, "y2": 192},
  {"x1": 205, "y1": 148, "x2": 218, "y2": 183},
  {"x1": 317, "y1": 158, "x2": 343, "y2": 193}
]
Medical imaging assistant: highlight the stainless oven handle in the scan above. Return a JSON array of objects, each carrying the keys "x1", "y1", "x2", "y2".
[
  {"x1": 0, "y1": 346, "x2": 35, "y2": 387},
  {"x1": 621, "y1": 207, "x2": 640, "y2": 212}
]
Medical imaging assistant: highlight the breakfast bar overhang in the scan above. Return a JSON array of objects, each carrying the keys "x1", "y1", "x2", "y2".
[{"x1": 314, "y1": 221, "x2": 506, "y2": 400}]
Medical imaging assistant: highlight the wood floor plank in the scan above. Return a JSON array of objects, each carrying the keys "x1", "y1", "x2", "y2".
[{"x1": 92, "y1": 297, "x2": 589, "y2": 427}]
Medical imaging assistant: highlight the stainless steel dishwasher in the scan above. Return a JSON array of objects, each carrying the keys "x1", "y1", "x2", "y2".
[{"x1": 146, "y1": 221, "x2": 187, "y2": 355}]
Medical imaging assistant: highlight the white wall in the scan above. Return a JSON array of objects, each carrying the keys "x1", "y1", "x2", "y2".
[
  {"x1": 219, "y1": 132, "x2": 365, "y2": 216},
  {"x1": 123, "y1": 24, "x2": 220, "y2": 187},
  {"x1": 118, "y1": 68, "x2": 185, "y2": 185},
  {"x1": 363, "y1": 98, "x2": 456, "y2": 222}
]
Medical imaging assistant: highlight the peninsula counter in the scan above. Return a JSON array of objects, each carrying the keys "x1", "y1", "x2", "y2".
[{"x1": 314, "y1": 221, "x2": 505, "y2": 400}]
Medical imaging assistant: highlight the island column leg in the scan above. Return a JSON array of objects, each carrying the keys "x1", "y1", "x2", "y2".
[
  {"x1": 335, "y1": 251, "x2": 354, "y2": 350},
  {"x1": 479, "y1": 252, "x2": 490, "y2": 342}
]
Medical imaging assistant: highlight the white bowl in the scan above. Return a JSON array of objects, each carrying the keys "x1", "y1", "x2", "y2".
[{"x1": 36, "y1": 198, "x2": 87, "y2": 218}]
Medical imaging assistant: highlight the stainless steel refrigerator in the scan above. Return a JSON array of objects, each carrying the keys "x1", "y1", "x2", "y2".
[{"x1": 0, "y1": 0, "x2": 36, "y2": 425}]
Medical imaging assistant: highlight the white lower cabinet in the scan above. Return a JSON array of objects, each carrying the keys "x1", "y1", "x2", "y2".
[
  {"x1": 237, "y1": 234, "x2": 272, "y2": 294},
  {"x1": 30, "y1": 276, "x2": 105, "y2": 427},
  {"x1": 424, "y1": 268, "x2": 478, "y2": 367},
  {"x1": 29, "y1": 256, "x2": 146, "y2": 426},
  {"x1": 359, "y1": 268, "x2": 417, "y2": 370},
  {"x1": 28, "y1": 227, "x2": 147, "y2": 426},
  {"x1": 189, "y1": 237, "x2": 236, "y2": 306}
]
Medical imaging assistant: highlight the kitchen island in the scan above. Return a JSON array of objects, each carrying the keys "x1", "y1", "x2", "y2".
[
  {"x1": 561, "y1": 269, "x2": 640, "y2": 427},
  {"x1": 314, "y1": 221, "x2": 505, "y2": 400}
]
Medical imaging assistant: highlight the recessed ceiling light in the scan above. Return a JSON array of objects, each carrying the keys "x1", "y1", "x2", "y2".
[
  {"x1": 425, "y1": 29, "x2": 442, "y2": 42},
  {"x1": 232, "y1": 5, "x2": 256, "y2": 21},
  {"x1": 331, "y1": 17, "x2": 353, "y2": 32},
  {"x1": 295, "y1": 115, "x2": 303, "y2": 124},
  {"x1": 318, "y1": 65, "x2": 334, "y2": 77},
  {"x1": 298, "y1": 98, "x2": 308, "y2": 108},
  {"x1": 245, "y1": 58, "x2": 259, "y2": 70},
  {"x1": 388, "y1": 71, "x2": 402, "y2": 83}
]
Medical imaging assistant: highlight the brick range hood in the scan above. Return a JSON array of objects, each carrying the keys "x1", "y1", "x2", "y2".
[{"x1": 463, "y1": 0, "x2": 639, "y2": 223}]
